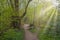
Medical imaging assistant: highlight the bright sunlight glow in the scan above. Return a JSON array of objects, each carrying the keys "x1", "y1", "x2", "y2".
[
  {"x1": 41, "y1": 9, "x2": 56, "y2": 35},
  {"x1": 39, "y1": 0, "x2": 59, "y2": 17},
  {"x1": 39, "y1": 0, "x2": 59, "y2": 35}
]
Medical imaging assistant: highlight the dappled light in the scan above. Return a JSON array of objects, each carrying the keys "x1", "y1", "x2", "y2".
[{"x1": 0, "y1": 0, "x2": 60, "y2": 40}]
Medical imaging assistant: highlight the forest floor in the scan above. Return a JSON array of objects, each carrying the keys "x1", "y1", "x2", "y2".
[{"x1": 23, "y1": 24, "x2": 38, "y2": 40}]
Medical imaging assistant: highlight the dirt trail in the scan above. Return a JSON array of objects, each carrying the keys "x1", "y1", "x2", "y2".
[{"x1": 23, "y1": 24, "x2": 38, "y2": 40}]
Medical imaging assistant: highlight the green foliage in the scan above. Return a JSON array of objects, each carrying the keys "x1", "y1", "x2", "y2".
[
  {"x1": 29, "y1": 26, "x2": 36, "y2": 33},
  {"x1": 0, "y1": 0, "x2": 60, "y2": 40},
  {"x1": 0, "y1": 29, "x2": 24, "y2": 40},
  {"x1": 0, "y1": 0, "x2": 24, "y2": 40}
]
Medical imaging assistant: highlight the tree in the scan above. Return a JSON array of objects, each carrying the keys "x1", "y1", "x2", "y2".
[
  {"x1": 56, "y1": 4, "x2": 60, "y2": 37},
  {"x1": 10, "y1": 0, "x2": 32, "y2": 29}
]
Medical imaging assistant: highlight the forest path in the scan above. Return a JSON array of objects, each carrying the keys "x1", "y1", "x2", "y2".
[{"x1": 23, "y1": 24, "x2": 38, "y2": 40}]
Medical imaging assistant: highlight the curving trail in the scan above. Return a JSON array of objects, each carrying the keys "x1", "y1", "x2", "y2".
[{"x1": 23, "y1": 24, "x2": 38, "y2": 40}]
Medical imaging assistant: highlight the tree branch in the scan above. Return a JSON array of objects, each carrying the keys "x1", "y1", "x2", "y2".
[
  {"x1": 14, "y1": 0, "x2": 19, "y2": 12},
  {"x1": 9, "y1": 0, "x2": 14, "y2": 10},
  {"x1": 21, "y1": 0, "x2": 32, "y2": 18}
]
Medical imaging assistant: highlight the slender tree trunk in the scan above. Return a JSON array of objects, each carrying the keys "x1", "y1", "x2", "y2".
[
  {"x1": 56, "y1": 5, "x2": 60, "y2": 39},
  {"x1": 56, "y1": 10, "x2": 60, "y2": 35},
  {"x1": 14, "y1": 0, "x2": 19, "y2": 14}
]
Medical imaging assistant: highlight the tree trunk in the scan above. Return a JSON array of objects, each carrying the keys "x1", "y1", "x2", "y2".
[
  {"x1": 10, "y1": 0, "x2": 32, "y2": 29},
  {"x1": 56, "y1": 5, "x2": 60, "y2": 39}
]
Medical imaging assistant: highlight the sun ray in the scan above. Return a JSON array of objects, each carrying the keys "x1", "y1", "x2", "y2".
[
  {"x1": 53, "y1": 9, "x2": 57, "y2": 27},
  {"x1": 53, "y1": 9, "x2": 58, "y2": 40},
  {"x1": 38, "y1": 5, "x2": 54, "y2": 19},
  {"x1": 41, "y1": 9, "x2": 56, "y2": 35}
]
